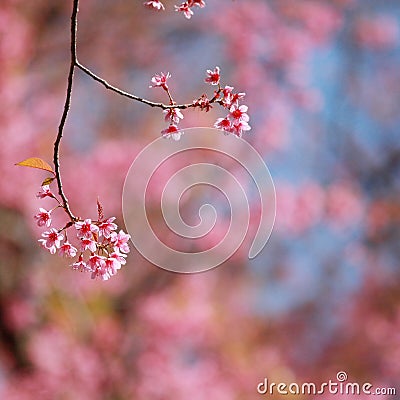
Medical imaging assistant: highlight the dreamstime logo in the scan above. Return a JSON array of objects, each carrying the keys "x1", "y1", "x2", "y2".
[
  {"x1": 257, "y1": 371, "x2": 397, "y2": 396},
  {"x1": 122, "y1": 127, "x2": 276, "y2": 273}
]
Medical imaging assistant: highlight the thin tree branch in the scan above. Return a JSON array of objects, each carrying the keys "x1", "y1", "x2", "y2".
[
  {"x1": 53, "y1": 0, "x2": 79, "y2": 221},
  {"x1": 76, "y1": 61, "x2": 199, "y2": 110}
]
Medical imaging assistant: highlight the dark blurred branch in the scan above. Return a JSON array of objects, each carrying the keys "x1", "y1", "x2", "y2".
[{"x1": 0, "y1": 295, "x2": 31, "y2": 371}]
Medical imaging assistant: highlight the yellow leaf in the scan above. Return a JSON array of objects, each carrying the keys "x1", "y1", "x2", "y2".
[
  {"x1": 16, "y1": 157, "x2": 55, "y2": 174},
  {"x1": 42, "y1": 176, "x2": 55, "y2": 186}
]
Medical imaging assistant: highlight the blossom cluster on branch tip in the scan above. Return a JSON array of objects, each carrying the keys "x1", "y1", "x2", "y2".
[
  {"x1": 35, "y1": 185, "x2": 130, "y2": 281},
  {"x1": 213, "y1": 81, "x2": 251, "y2": 138},
  {"x1": 144, "y1": 0, "x2": 206, "y2": 19},
  {"x1": 150, "y1": 66, "x2": 251, "y2": 139}
]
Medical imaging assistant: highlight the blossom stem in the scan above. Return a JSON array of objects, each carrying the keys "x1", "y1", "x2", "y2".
[{"x1": 50, "y1": 205, "x2": 63, "y2": 213}]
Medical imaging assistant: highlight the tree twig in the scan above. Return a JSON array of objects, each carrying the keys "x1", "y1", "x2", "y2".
[
  {"x1": 76, "y1": 61, "x2": 195, "y2": 110},
  {"x1": 54, "y1": 0, "x2": 79, "y2": 221}
]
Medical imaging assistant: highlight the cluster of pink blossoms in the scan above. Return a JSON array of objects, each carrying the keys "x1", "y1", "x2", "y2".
[
  {"x1": 150, "y1": 66, "x2": 251, "y2": 139},
  {"x1": 144, "y1": 0, "x2": 206, "y2": 19},
  {"x1": 206, "y1": 67, "x2": 251, "y2": 137},
  {"x1": 35, "y1": 185, "x2": 130, "y2": 281}
]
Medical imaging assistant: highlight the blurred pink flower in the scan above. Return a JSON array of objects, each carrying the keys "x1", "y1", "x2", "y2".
[
  {"x1": 354, "y1": 15, "x2": 399, "y2": 49},
  {"x1": 325, "y1": 183, "x2": 364, "y2": 228}
]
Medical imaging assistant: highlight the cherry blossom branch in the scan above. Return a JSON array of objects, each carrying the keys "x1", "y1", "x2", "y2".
[
  {"x1": 70, "y1": 3, "x2": 249, "y2": 141},
  {"x1": 75, "y1": 60, "x2": 253, "y2": 141},
  {"x1": 75, "y1": 61, "x2": 195, "y2": 110},
  {"x1": 53, "y1": 0, "x2": 79, "y2": 222},
  {"x1": 76, "y1": 61, "x2": 229, "y2": 113},
  {"x1": 16, "y1": 0, "x2": 250, "y2": 280}
]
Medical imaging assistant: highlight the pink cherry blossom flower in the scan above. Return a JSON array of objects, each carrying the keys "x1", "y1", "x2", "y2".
[
  {"x1": 38, "y1": 229, "x2": 64, "y2": 254},
  {"x1": 221, "y1": 85, "x2": 233, "y2": 106},
  {"x1": 229, "y1": 104, "x2": 250, "y2": 122},
  {"x1": 143, "y1": 0, "x2": 165, "y2": 10},
  {"x1": 175, "y1": 3, "x2": 194, "y2": 19},
  {"x1": 221, "y1": 86, "x2": 246, "y2": 108},
  {"x1": 161, "y1": 124, "x2": 184, "y2": 141},
  {"x1": 231, "y1": 120, "x2": 251, "y2": 137},
  {"x1": 89, "y1": 255, "x2": 111, "y2": 280},
  {"x1": 110, "y1": 251, "x2": 127, "y2": 266},
  {"x1": 88, "y1": 254, "x2": 106, "y2": 272},
  {"x1": 80, "y1": 238, "x2": 97, "y2": 253},
  {"x1": 189, "y1": 0, "x2": 206, "y2": 8},
  {"x1": 205, "y1": 66, "x2": 220, "y2": 85},
  {"x1": 75, "y1": 219, "x2": 99, "y2": 239},
  {"x1": 111, "y1": 230, "x2": 131, "y2": 254},
  {"x1": 36, "y1": 185, "x2": 54, "y2": 199},
  {"x1": 34, "y1": 208, "x2": 52, "y2": 227},
  {"x1": 105, "y1": 257, "x2": 122, "y2": 277},
  {"x1": 222, "y1": 85, "x2": 234, "y2": 97},
  {"x1": 91, "y1": 266, "x2": 110, "y2": 280},
  {"x1": 163, "y1": 108, "x2": 184, "y2": 124},
  {"x1": 228, "y1": 92, "x2": 246, "y2": 106},
  {"x1": 59, "y1": 242, "x2": 77, "y2": 258},
  {"x1": 149, "y1": 72, "x2": 171, "y2": 90},
  {"x1": 71, "y1": 255, "x2": 90, "y2": 272},
  {"x1": 98, "y1": 217, "x2": 118, "y2": 238},
  {"x1": 214, "y1": 117, "x2": 233, "y2": 133}
]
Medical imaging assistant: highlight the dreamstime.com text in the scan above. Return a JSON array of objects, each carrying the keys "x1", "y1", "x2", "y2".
[{"x1": 257, "y1": 372, "x2": 396, "y2": 396}]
